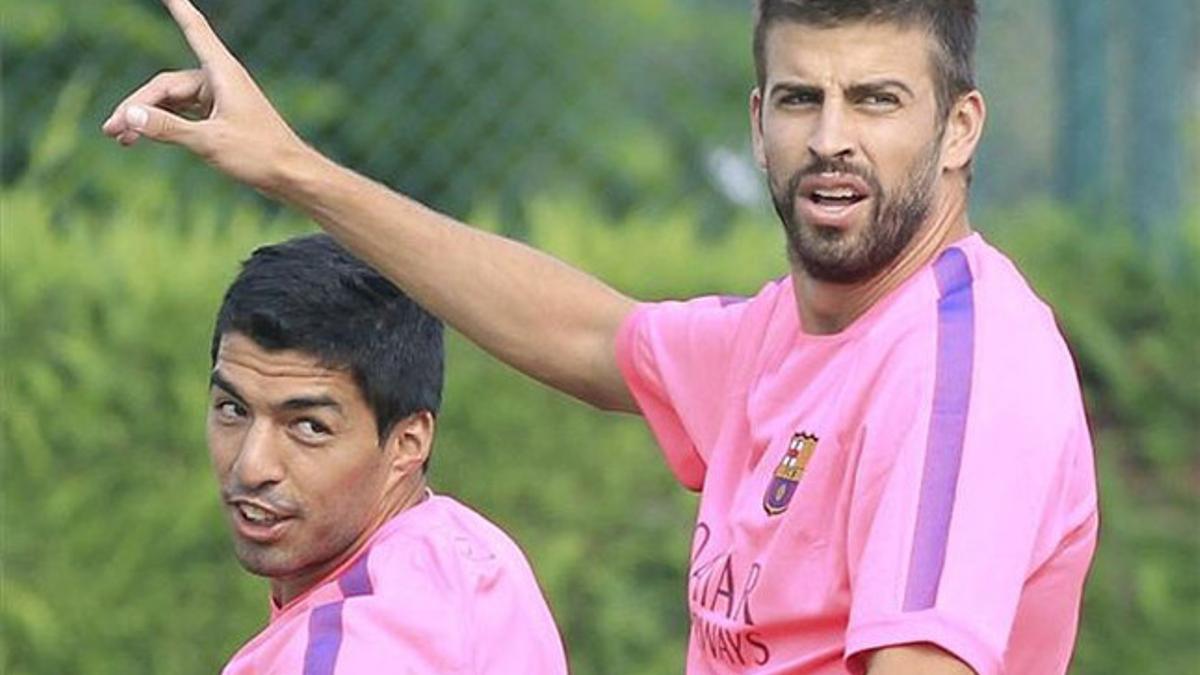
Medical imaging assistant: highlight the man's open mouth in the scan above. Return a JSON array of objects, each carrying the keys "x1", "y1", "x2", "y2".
[
  {"x1": 808, "y1": 186, "x2": 868, "y2": 207},
  {"x1": 230, "y1": 499, "x2": 293, "y2": 528},
  {"x1": 238, "y1": 502, "x2": 283, "y2": 525}
]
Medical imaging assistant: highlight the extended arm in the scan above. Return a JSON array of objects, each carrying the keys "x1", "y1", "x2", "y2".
[
  {"x1": 275, "y1": 152, "x2": 637, "y2": 412},
  {"x1": 102, "y1": 0, "x2": 637, "y2": 412}
]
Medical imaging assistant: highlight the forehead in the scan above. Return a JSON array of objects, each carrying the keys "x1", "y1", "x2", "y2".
[
  {"x1": 762, "y1": 20, "x2": 936, "y2": 87},
  {"x1": 213, "y1": 333, "x2": 362, "y2": 404}
]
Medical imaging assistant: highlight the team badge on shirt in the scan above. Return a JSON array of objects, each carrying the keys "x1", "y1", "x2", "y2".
[{"x1": 763, "y1": 432, "x2": 819, "y2": 516}]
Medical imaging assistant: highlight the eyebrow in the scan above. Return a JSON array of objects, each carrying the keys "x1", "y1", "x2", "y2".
[
  {"x1": 209, "y1": 370, "x2": 343, "y2": 414},
  {"x1": 769, "y1": 78, "x2": 915, "y2": 99},
  {"x1": 769, "y1": 82, "x2": 822, "y2": 99},
  {"x1": 210, "y1": 370, "x2": 247, "y2": 403},
  {"x1": 279, "y1": 395, "x2": 342, "y2": 413},
  {"x1": 847, "y1": 79, "x2": 915, "y2": 99}
]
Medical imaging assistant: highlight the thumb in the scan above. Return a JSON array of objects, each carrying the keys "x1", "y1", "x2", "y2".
[{"x1": 125, "y1": 105, "x2": 202, "y2": 148}]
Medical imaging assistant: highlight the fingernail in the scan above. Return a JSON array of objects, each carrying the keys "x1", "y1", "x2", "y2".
[{"x1": 126, "y1": 106, "x2": 149, "y2": 130}]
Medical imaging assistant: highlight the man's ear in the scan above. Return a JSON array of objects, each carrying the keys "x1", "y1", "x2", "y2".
[
  {"x1": 940, "y1": 89, "x2": 986, "y2": 173},
  {"x1": 382, "y1": 411, "x2": 434, "y2": 485},
  {"x1": 750, "y1": 87, "x2": 767, "y2": 170}
]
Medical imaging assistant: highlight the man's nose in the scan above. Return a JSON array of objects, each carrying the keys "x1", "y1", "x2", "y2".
[
  {"x1": 232, "y1": 422, "x2": 285, "y2": 489},
  {"x1": 807, "y1": 101, "x2": 855, "y2": 161}
]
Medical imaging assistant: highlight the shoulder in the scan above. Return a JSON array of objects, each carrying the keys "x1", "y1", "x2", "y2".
[
  {"x1": 963, "y1": 236, "x2": 1084, "y2": 399},
  {"x1": 630, "y1": 275, "x2": 789, "y2": 332},
  {"x1": 960, "y1": 236, "x2": 1061, "y2": 332},
  {"x1": 324, "y1": 500, "x2": 525, "y2": 650},
  {"x1": 875, "y1": 236, "x2": 1082, "y2": 398},
  {"x1": 362, "y1": 497, "x2": 567, "y2": 671},
  {"x1": 368, "y1": 496, "x2": 537, "y2": 598},
  {"x1": 624, "y1": 275, "x2": 796, "y2": 368},
  {"x1": 857, "y1": 236, "x2": 1090, "y2": 455},
  {"x1": 619, "y1": 275, "x2": 795, "y2": 388}
]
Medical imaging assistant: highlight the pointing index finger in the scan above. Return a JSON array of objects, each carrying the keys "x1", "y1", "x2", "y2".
[{"x1": 160, "y1": 0, "x2": 236, "y2": 68}]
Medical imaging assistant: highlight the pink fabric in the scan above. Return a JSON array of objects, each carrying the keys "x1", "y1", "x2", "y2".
[
  {"x1": 222, "y1": 494, "x2": 567, "y2": 674},
  {"x1": 616, "y1": 234, "x2": 1098, "y2": 674}
]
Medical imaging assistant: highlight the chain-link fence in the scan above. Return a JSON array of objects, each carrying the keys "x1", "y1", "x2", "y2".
[
  {"x1": 6, "y1": 0, "x2": 1195, "y2": 236},
  {"x1": 6, "y1": 0, "x2": 769, "y2": 237}
]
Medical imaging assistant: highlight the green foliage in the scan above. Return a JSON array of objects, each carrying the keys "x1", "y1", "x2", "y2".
[{"x1": 1, "y1": 80, "x2": 312, "y2": 673}]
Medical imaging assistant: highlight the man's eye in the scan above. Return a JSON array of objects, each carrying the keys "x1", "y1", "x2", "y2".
[
  {"x1": 215, "y1": 400, "x2": 246, "y2": 420},
  {"x1": 862, "y1": 93, "x2": 900, "y2": 106},
  {"x1": 295, "y1": 419, "x2": 331, "y2": 439},
  {"x1": 781, "y1": 92, "x2": 820, "y2": 106}
]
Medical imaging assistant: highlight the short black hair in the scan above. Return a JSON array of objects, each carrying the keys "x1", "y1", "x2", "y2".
[
  {"x1": 211, "y1": 234, "x2": 443, "y2": 442},
  {"x1": 753, "y1": 0, "x2": 978, "y2": 117}
]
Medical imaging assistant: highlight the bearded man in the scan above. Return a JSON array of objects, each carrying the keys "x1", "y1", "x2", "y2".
[{"x1": 104, "y1": 1, "x2": 1098, "y2": 673}]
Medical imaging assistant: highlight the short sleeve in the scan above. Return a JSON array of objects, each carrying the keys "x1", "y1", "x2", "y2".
[
  {"x1": 843, "y1": 253, "x2": 1097, "y2": 675},
  {"x1": 615, "y1": 295, "x2": 753, "y2": 490}
]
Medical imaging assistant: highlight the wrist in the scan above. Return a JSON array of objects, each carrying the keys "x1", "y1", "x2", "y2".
[{"x1": 264, "y1": 139, "x2": 333, "y2": 205}]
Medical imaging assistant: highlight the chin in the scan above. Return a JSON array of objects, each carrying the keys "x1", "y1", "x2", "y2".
[
  {"x1": 793, "y1": 220, "x2": 864, "y2": 256},
  {"x1": 808, "y1": 223, "x2": 865, "y2": 247},
  {"x1": 233, "y1": 541, "x2": 303, "y2": 579},
  {"x1": 788, "y1": 232, "x2": 884, "y2": 285}
]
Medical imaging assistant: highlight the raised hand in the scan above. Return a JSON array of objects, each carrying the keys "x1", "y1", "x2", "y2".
[
  {"x1": 100, "y1": 1, "x2": 638, "y2": 416},
  {"x1": 101, "y1": 0, "x2": 311, "y2": 193}
]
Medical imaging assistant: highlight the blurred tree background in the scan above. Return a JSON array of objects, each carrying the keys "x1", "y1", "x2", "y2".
[{"x1": 2, "y1": 1, "x2": 1197, "y2": 673}]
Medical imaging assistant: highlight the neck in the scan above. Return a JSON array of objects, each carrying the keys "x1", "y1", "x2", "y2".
[
  {"x1": 270, "y1": 475, "x2": 429, "y2": 607},
  {"x1": 794, "y1": 187, "x2": 971, "y2": 335}
]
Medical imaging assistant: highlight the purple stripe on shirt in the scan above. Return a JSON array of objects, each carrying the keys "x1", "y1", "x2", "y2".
[
  {"x1": 338, "y1": 552, "x2": 374, "y2": 597},
  {"x1": 303, "y1": 603, "x2": 345, "y2": 675},
  {"x1": 303, "y1": 550, "x2": 374, "y2": 674},
  {"x1": 903, "y1": 247, "x2": 975, "y2": 612}
]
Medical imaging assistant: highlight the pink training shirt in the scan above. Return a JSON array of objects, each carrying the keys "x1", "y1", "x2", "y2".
[
  {"x1": 616, "y1": 234, "x2": 1098, "y2": 674},
  {"x1": 222, "y1": 494, "x2": 568, "y2": 675}
]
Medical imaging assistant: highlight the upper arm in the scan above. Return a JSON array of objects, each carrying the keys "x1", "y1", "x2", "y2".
[
  {"x1": 843, "y1": 311, "x2": 1095, "y2": 675},
  {"x1": 865, "y1": 644, "x2": 975, "y2": 675},
  {"x1": 581, "y1": 296, "x2": 640, "y2": 413}
]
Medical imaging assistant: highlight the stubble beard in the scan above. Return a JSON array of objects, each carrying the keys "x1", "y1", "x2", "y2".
[
  {"x1": 770, "y1": 138, "x2": 943, "y2": 285},
  {"x1": 229, "y1": 516, "x2": 361, "y2": 586}
]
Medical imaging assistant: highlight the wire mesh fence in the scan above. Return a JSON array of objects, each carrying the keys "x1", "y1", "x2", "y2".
[
  {"x1": 5, "y1": 0, "x2": 766, "y2": 236},
  {"x1": 4, "y1": 0, "x2": 1197, "y2": 233}
]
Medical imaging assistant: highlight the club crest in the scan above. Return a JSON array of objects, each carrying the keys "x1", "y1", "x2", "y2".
[{"x1": 763, "y1": 432, "x2": 819, "y2": 516}]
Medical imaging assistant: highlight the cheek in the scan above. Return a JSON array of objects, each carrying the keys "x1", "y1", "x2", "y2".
[
  {"x1": 296, "y1": 448, "x2": 387, "y2": 516},
  {"x1": 762, "y1": 118, "x2": 811, "y2": 166},
  {"x1": 862, "y1": 123, "x2": 939, "y2": 184},
  {"x1": 297, "y1": 466, "x2": 383, "y2": 549},
  {"x1": 205, "y1": 424, "x2": 238, "y2": 476}
]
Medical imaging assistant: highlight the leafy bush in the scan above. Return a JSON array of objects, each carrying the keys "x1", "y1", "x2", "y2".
[{"x1": 2, "y1": 78, "x2": 307, "y2": 674}]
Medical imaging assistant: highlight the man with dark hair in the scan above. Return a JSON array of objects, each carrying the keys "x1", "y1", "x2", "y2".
[
  {"x1": 752, "y1": 0, "x2": 979, "y2": 119},
  {"x1": 105, "y1": 1, "x2": 1098, "y2": 673},
  {"x1": 205, "y1": 234, "x2": 567, "y2": 673}
]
